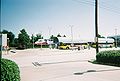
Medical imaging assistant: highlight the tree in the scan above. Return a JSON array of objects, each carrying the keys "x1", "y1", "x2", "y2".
[
  {"x1": 36, "y1": 33, "x2": 43, "y2": 41},
  {"x1": 50, "y1": 35, "x2": 54, "y2": 39},
  {"x1": 2, "y1": 30, "x2": 15, "y2": 47},
  {"x1": 30, "y1": 33, "x2": 43, "y2": 43},
  {"x1": 14, "y1": 38, "x2": 18, "y2": 47},
  {"x1": 98, "y1": 34, "x2": 105, "y2": 38},
  {"x1": 50, "y1": 35, "x2": 59, "y2": 43},
  {"x1": 63, "y1": 35, "x2": 66, "y2": 37},
  {"x1": 57, "y1": 33, "x2": 61, "y2": 37},
  {"x1": 2, "y1": 30, "x2": 8, "y2": 34},
  {"x1": 30, "y1": 34, "x2": 34, "y2": 43},
  {"x1": 18, "y1": 29, "x2": 30, "y2": 49}
]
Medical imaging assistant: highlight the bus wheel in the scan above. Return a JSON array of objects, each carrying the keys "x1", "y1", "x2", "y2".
[{"x1": 66, "y1": 47, "x2": 69, "y2": 49}]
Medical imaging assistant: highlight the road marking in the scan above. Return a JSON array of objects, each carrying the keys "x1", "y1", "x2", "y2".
[
  {"x1": 32, "y1": 60, "x2": 88, "y2": 67},
  {"x1": 74, "y1": 69, "x2": 120, "y2": 75},
  {"x1": 32, "y1": 62, "x2": 41, "y2": 66}
]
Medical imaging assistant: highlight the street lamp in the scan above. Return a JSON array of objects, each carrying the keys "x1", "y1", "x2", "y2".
[
  {"x1": 7, "y1": 38, "x2": 9, "y2": 54},
  {"x1": 69, "y1": 25, "x2": 74, "y2": 50},
  {"x1": 32, "y1": 34, "x2": 34, "y2": 49},
  {"x1": 7, "y1": 38, "x2": 9, "y2": 48},
  {"x1": 38, "y1": 32, "x2": 43, "y2": 50},
  {"x1": 48, "y1": 27, "x2": 52, "y2": 49},
  {"x1": 48, "y1": 27, "x2": 52, "y2": 38},
  {"x1": 115, "y1": 29, "x2": 117, "y2": 48}
]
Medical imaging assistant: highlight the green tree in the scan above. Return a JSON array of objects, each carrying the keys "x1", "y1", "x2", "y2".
[
  {"x1": 2, "y1": 30, "x2": 15, "y2": 47},
  {"x1": 98, "y1": 34, "x2": 105, "y2": 38},
  {"x1": 14, "y1": 38, "x2": 18, "y2": 47},
  {"x1": 18, "y1": 29, "x2": 30, "y2": 49},
  {"x1": 30, "y1": 33, "x2": 43, "y2": 43},
  {"x1": 2, "y1": 30, "x2": 8, "y2": 34},
  {"x1": 36, "y1": 33, "x2": 43, "y2": 41},
  {"x1": 63, "y1": 35, "x2": 66, "y2": 37},
  {"x1": 50, "y1": 35, "x2": 59, "y2": 43},
  {"x1": 57, "y1": 33, "x2": 61, "y2": 37},
  {"x1": 30, "y1": 34, "x2": 34, "y2": 43}
]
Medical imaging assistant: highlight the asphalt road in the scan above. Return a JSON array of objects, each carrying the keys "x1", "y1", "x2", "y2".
[{"x1": 2, "y1": 48, "x2": 120, "y2": 81}]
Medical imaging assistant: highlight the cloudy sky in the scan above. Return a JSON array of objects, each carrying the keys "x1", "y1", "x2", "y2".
[{"x1": 1, "y1": 0, "x2": 120, "y2": 40}]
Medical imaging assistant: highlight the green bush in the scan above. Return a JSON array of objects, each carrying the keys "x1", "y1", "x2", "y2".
[
  {"x1": 96, "y1": 50, "x2": 120, "y2": 66},
  {"x1": 1, "y1": 58, "x2": 20, "y2": 81}
]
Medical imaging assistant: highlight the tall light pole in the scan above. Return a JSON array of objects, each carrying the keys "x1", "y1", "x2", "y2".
[
  {"x1": 48, "y1": 27, "x2": 52, "y2": 49},
  {"x1": 69, "y1": 25, "x2": 74, "y2": 50},
  {"x1": 95, "y1": 0, "x2": 99, "y2": 53},
  {"x1": 115, "y1": 28, "x2": 117, "y2": 48},
  {"x1": 32, "y1": 34, "x2": 34, "y2": 49},
  {"x1": 40, "y1": 33, "x2": 42, "y2": 50},
  {"x1": 7, "y1": 38, "x2": 9, "y2": 54},
  {"x1": 48, "y1": 27, "x2": 51, "y2": 38}
]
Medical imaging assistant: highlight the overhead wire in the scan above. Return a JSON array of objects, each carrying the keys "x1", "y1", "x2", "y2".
[
  {"x1": 99, "y1": 0, "x2": 120, "y2": 14},
  {"x1": 72, "y1": 0, "x2": 120, "y2": 15},
  {"x1": 80, "y1": 0, "x2": 120, "y2": 15},
  {"x1": 72, "y1": 0, "x2": 95, "y2": 6}
]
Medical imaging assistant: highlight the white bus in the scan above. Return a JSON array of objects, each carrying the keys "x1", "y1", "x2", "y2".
[
  {"x1": 97, "y1": 38, "x2": 114, "y2": 48},
  {"x1": 92, "y1": 38, "x2": 114, "y2": 48}
]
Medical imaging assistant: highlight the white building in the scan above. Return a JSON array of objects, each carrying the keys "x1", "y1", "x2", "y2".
[
  {"x1": 57, "y1": 37, "x2": 88, "y2": 45},
  {"x1": 0, "y1": 34, "x2": 7, "y2": 50}
]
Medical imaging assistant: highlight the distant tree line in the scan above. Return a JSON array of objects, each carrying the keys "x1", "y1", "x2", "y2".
[
  {"x1": 2, "y1": 28, "x2": 106, "y2": 49},
  {"x1": 1, "y1": 29, "x2": 66, "y2": 49},
  {"x1": 2, "y1": 29, "x2": 43, "y2": 49}
]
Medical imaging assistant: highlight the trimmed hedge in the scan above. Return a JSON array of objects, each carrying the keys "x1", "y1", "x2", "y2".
[
  {"x1": 96, "y1": 50, "x2": 120, "y2": 66},
  {"x1": 1, "y1": 58, "x2": 20, "y2": 81}
]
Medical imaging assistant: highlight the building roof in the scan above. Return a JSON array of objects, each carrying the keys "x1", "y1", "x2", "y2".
[
  {"x1": 98, "y1": 38, "x2": 114, "y2": 43},
  {"x1": 57, "y1": 37, "x2": 88, "y2": 43},
  {"x1": 108, "y1": 35, "x2": 120, "y2": 39}
]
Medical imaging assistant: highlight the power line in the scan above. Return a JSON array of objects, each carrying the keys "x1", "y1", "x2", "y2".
[
  {"x1": 73, "y1": 0, "x2": 120, "y2": 11},
  {"x1": 72, "y1": 0, "x2": 120, "y2": 15},
  {"x1": 99, "y1": 1, "x2": 120, "y2": 14},
  {"x1": 72, "y1": 0, "x2": 95, "y2": 6},
  {"x1": 80, "y1": 0, "x2": 120, "y2": 15}
]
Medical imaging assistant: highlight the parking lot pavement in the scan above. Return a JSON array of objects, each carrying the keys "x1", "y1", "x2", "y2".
[
  {"x1": 2, "y1": 48, "x2": 120, "y2": 81},
  {"x1": 20, "y1": 61, "x2": 120, "y2": 81}
]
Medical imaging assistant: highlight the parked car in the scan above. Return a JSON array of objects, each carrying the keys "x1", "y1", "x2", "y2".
[
  {"x1": 58, "y1": 44, "x2": 70, "y2": 49},
  {"x1": 35, "y1": 39, "x2": 48, "y2": 45}
]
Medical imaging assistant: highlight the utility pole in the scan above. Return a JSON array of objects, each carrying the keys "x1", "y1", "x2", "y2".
[
  {"x1": 95, "y1": 0, "x2": 99, "y2": 53},
  {"x1": 115, "y1": 28, "x2": 117, "y2": 48}
]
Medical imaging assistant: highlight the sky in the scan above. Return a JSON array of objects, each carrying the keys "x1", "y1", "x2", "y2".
[{"x1": 1, "y1": 0, "x2": 120, "y2": 41}]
